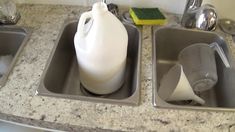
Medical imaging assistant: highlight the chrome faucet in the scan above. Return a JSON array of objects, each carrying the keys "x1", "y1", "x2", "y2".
[
  {"x1": 181, "y1": 0, "x2": 203, "y2": 28},
  {"x1": 181, "y1": 0, "x2": 218, "y2": 31},
  {"x1": 0, "y1": 0, "x2": 20, "y2": 24}
]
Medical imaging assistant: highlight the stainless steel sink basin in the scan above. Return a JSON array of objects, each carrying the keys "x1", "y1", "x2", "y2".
[
  {"x1": 37, "y1": 20, "x2": 141, "y2": 106},
  {"x1": 152, "y1": 26, "x2": 235, "y2": 111},
  {"x1": 0, "y1": 26, "x2": 29, "y2": 87}
]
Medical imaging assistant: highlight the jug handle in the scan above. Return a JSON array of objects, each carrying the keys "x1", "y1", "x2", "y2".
[
  {"x1": 209, "y1": 42, "x2": 231, "y2": 68},
  {"x1": 77, "y1": 11, "x2": 92, "y2": 38}
]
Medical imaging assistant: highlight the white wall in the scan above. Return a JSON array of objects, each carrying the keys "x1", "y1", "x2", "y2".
[
  {"x1": 14, "y1": 0, "x2": 86, "y2": 5},
  {"x1": 203, "y1": 0, "x2": 235, "y2": 19},
  {"x1": 13, "y1": 0, "x2": 235, "y2": 18},
  {"x1": 83, "y1": 0, "x2": 188, "y2": 14},
  {"x1": 13, "y1": 0, "x2": 187, "y2": 14}
]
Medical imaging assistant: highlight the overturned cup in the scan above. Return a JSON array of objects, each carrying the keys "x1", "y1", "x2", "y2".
[{"x1": 178, "y1": 42, "x2": 230, "y2": 92}]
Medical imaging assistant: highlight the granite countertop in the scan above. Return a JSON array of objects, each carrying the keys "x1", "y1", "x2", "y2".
[{"x1": 0, "y1": 4, "x2": 235, "y2": 132}]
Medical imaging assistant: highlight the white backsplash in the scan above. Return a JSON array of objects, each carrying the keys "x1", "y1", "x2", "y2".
[
  {"x1": 203, "y1": 0, "x2": 235, "y2": 19},
  {"x1": 14, "y1": 0, "x2": 235, "y2": 18}
]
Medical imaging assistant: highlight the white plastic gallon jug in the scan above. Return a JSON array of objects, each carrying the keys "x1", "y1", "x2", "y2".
[{"x1": 74, "y1": 2, "x2": 128, "y2": 95}]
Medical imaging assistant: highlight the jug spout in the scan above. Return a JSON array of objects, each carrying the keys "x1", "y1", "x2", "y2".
[
  {"x1": 92, "y1": 2, "x2": 108, "y2": 14},
  {"x1": 209, "y1": 42, "x2": 230, "y2": 68}
]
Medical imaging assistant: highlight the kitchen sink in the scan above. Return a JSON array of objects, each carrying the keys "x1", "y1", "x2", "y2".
[
  {"x1": 0, "y1": 26, "x2": 29, "y2": 87},
  {"x1": 152, "y1": 26, "x2": 235, "y2": 111},
  {"x1": 37, "y1": 20, "x2": 141, "y2": 105}
]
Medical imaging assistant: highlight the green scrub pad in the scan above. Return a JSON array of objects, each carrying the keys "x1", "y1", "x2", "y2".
[{"x1": 129, "y1": 8, "x2": 167, "y2": 25}]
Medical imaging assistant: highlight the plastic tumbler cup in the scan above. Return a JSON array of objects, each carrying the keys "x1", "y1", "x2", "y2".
[{"x1": 178, "y1": 43, "x2": 218, "y2": 92}]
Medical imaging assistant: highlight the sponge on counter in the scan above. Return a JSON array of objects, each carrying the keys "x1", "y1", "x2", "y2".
[{"x1": 129, "y1": 8, "x2": 166, "y2": 25}]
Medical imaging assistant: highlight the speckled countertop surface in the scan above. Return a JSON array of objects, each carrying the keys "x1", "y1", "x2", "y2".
[{"x1": 0, "y1": 4, "x2": 235, "y2": 132}]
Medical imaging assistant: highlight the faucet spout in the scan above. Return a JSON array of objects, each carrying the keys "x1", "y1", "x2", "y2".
[
  {"x1": 0, "y1": 0, "x2": 20, "y2": 25},
  {"x1": 181, "y1": 0, "x2": 203, "y2": 28},
  {"x1": 186, "y1": 0, "x2": 203, "y2": 11}
]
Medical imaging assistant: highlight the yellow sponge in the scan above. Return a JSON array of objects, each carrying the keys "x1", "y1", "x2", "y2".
[{"x1": 129, "y1": 8, "x2": 166, "y2": 25}]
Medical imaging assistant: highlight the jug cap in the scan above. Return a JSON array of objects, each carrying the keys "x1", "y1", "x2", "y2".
[{"x1": 92, "y1": 2, "x2": 108, "y2": 14}]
